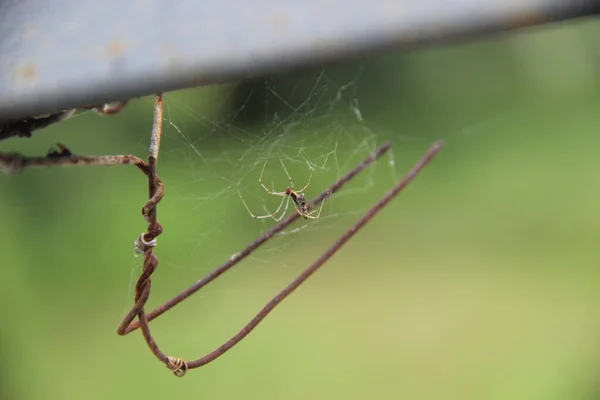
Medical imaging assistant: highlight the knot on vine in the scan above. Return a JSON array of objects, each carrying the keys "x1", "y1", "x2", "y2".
[
  {"x1": 134, "y1": 233, "x2": 157, "y2": 254},
  {"x1": 166, "y1": 357, "x2": 188, "y2": 377},
  {"x1": 0, "y1": 154, "x2": 23, "y2": 175},
  {"x1": 133, "y1": 222, "x2": 163, "y2": 255}
]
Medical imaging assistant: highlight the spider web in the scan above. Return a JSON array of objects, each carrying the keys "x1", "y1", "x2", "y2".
[
  {"x1": 130, "y1": 70, "x2": 384, "y2": 286},
  {"x1": 121, "y1": 64, "x2": 517, "y2": 303},
  {"x1": 99, "y1": 24, "x2": 600, "y2": 365},
  {"x1": 4, "y1": 20, "x2": 600, "y2": 399}
]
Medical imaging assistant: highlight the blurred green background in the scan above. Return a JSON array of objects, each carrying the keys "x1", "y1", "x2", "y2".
[{"x1": 2, "y1": 17, "x2": 600, "y2": 400}]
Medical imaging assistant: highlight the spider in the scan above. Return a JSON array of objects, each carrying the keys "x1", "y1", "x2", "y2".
[{"x1": 238, "y1": 159, "x2": 325, "y2": 221}]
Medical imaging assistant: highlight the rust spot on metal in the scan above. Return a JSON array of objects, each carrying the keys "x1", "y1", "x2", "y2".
[
  {"x1": 15, "y1": 62, "x2": 37, "y2": 81},
  {"x1": 509, "y1": 11, "x2": 547, "y2": 30},
  {"x1": 107, "y1": 41, "x2": 126, "y2": 56}
]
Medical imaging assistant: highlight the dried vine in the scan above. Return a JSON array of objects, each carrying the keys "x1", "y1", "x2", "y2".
[
  {"x1": 0, "y1": 101, "x2": 129, "y2": 142},
  {"x1": 0, "y1": 94, "x2": 445, "y2": 377}
]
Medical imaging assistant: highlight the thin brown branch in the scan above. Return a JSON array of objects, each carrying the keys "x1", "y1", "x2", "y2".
[
  {"x1": 83, "y1": 101, "x2": 130, "y2": 115},
  {"x1": 0, "y1": 110, "x2": 76, "y2": 141},
  {"x1": 0, "y1": 151, "x2": 150, "y2": 175},
  {"x1": 120, "y1": 139, "x2": 442, "y2": 377},
  {"x1": 120, "y1": 141, "x2": 393, "y2": 335},
  {"x1": 0, "y1": 100, "x2": 130, "y2": 142},
  {"x1": 1, "y1": 96, "x2": 443, "y2": 377},
  {"x1": 184, "y1": 140, "x2": 444, "y2": 369},
  {"x1": 113, "y1": 94, "x2": 173, "y2": 370},
  {"x1": 118, "y1": 135, "x2": 393, "y2": 377}
]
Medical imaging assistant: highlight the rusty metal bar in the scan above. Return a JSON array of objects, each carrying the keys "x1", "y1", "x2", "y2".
[{"x1": 1, "y1": 0, "x2": 599, "y2": 120}]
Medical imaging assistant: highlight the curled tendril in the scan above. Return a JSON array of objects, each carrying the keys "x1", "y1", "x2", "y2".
[
  {"x1": 0, "y1": 93, "x2": 444, "y2": 377},
  {"x1": 134, "y1": 233, "x2": 158, "y2": 255},
  {"x1": 166, "y1": 357, "x2": 188, "y2": 377}
]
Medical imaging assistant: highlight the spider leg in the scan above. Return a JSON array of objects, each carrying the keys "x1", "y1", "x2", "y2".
[
  {"x1": 287, "y1": 160, "x2": 312, "y2": 194},
  {"x1": 279, "y1": 159, "x2": 296, "y2": 191},
  {"x1": 296, "y1": 180, "x2": 310, "y2": 194},
  {"x1": 259, "y1": 160, "x2": 287, "y2": 196},
  {"x1": 270, "y1": 191, "x2": 289, "y2": 217},
  {"x1": 303, "y1": 195, "x2": 327, "y2": 220},
  {"x1": 238, "y1": 190, "x2": 284, "y2": 219},
  {"x1": 293, "y1": 206, "x2": 304, "y2": 218},
  {"x1": 264, "y1": 195, "x2": 292, "y2": 222}
]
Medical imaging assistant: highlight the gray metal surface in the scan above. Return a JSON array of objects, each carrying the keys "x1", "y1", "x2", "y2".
[{"x1": 1, "y1": 0, "x2": 599, "y2": 120}]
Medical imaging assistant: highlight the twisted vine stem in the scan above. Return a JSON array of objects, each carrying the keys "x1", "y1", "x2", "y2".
[{"x1": 0, "y1": 94, "x2": 445, "y2": 377}]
